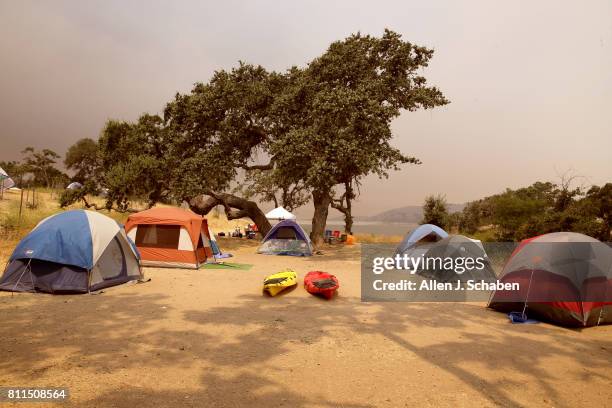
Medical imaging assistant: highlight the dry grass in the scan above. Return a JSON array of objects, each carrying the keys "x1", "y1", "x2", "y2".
[
  {"x1": 0, "y1": 189, "x2": 406, "y2": 264},
  {"x1": 354, "y1": 232, "x2": 403, "y2": 244},
  {"x1": 0, "y1": 189, "x2": 251, "y2": 264}
]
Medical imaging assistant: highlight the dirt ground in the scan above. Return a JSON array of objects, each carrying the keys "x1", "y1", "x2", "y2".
[{"x1": 0, "y1": 238, "x2": 610, "y2": 407}]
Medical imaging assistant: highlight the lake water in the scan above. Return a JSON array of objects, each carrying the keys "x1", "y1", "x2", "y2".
[{"x1": 298, "y1": 221, "x2": 417, "y2": 236}]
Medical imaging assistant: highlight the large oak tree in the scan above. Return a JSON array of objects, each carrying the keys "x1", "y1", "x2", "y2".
[{"x1": 61, "y1": 30, "x2": 448, "y2": 246}]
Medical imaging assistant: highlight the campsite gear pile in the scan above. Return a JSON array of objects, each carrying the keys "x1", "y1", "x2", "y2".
[
  {"x1": 263, "y1": 269, "x2": 339, "y2": 299},
  {"x1": 245, "y1": 224, "x2": 258, "y2": 239},
  {"x1": 257, "y1": 219, "x2": 313, "y2": 256},
  {"x1": 324, "y1": 230, "x2": 356, "y2": 245},
  {"x1": 125, "y1": 207, "x2": 223, "y2": 269},
  {"x1": 0, "y1": 210, "x2": 142, "y2": 293}
]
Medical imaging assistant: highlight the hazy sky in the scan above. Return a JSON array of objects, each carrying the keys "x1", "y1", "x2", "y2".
[{"x1": 1, "y1": 0, "x2": 610, "y2": 215}]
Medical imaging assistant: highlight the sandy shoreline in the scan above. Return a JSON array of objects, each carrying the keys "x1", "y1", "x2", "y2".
[{"x1": 0, "y1": 239, "x2": 610, "y2": 407}]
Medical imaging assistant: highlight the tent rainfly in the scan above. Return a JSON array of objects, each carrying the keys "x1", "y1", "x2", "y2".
[
  {"x1": 265, "y1": 207, "x2": 296, "y2": 221},
  {"x1": 488, "y1": 232, "x2": 612, "y2": 327}
]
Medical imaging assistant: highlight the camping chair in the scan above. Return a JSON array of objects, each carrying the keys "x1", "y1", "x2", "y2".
[{"x1": 324, "y1": 230, "x2": 336, "y2": 244}]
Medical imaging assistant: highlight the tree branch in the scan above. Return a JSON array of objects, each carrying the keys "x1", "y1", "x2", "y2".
[
  {"x1": 239, "y1": 163, "x2": 275, "y2": 171},
  {"x1": 188, "y1": 190, "x2": 272, "y2": 234},
  {"x1": 81, "y1": 196, "x2": 140, "y2": 213},
  {"x1": 239, "y1": 155, "x2": 276, "y2": 171}
]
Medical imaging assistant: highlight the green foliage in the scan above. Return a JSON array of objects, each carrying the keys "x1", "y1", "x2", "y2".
[
  {"x1": 270, "y1": 30, "x2": 448, "y2": 193},
  {"x1": 96, "y1": 115, "x2": 175, "y2": 209},
  {"x1": 20, "y1": 147, "x2": 67, "y2": 187},
  {"x1": 422, "y1": 194, "x2": 449, "y2": 229},
  {"x1": 163, "y1": 63, "x2": 283, "y2": 200},
  {"x1": 457, "y1": 181, "x2": 612, "y2": 241},
  {"x1": 233, "y1": 169, "x2": 309, "y2": 211},
  {"x1": 64, "y1": 30, "x2": 447, "y2": 242},
  {"x1": 458, "y1": 201, "x2": 483, "y2": 234},
  {"x1": 490, "y1": 190, "x2": 550, "y2": 240},
  {"x1": 59, "y1": 187, "x2": 87, "y2": 208},
  {"x1": 64, "y1": 138, "x2": 99, "y2": 183},
  {"x1": 446, "y1": 211, "x2": 461, "y2": 232},
  {"x1": 571, "y1": 183, "x2": 612, "y2": 239}
]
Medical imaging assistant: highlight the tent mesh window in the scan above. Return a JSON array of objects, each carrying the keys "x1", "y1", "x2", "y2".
[
  {"x1": 135, "y1": 225, "x2": 181, "y2": 249},
  {"x1": 275, "y1": 227, "x2": 297, "y2": 240}
]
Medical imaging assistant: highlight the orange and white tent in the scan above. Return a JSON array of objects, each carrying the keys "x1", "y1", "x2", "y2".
[{"x1": 125, "y1": 207, "x2": 214, "y2": 269}]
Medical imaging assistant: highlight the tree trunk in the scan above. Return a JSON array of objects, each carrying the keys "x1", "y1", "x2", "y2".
[
  {"x1": 311, "y1": 188, "x2": 331, "y2": 248},
  {"x1": 330, "y1": 181, "x2": 354, "y2": 234},
  {"x1": 344, "y1": 194, "x2": 353, "y2": 235},
  {"x1": 188, "y1": 192, "x2": 272, "y2": 235}
]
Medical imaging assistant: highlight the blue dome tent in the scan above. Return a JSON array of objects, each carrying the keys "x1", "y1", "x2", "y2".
[
  {"x1": 396, "y1": 224, "x2": 449, "y2": 256},
  {"x1": 257, "y1": 219, "x2": 313, "y2": 257},
  {"x1": 0, "y1": 210, "x2": 142, "y2": 293}
]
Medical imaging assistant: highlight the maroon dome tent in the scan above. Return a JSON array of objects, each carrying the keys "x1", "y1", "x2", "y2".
[{"x1": 488, "y1": 232, "x2": 612, "y2": 327}]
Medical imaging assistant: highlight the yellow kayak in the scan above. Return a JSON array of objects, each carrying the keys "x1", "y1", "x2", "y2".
[{"x1": 263, "y1": 270, "x2": 297, "y2": 296}]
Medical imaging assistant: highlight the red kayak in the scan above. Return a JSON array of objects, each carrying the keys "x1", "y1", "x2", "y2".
[{"x1": 304, "y1": 271, "x2": 339, "y2": 299}]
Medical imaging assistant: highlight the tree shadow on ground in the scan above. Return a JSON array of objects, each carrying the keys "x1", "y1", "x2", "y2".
[
  {"x1": 73, "y1": 371, "x2": 373, "y2": 408},
  {"x1": 1, "y1": 287, "x2": 610, "y2": 407},
  {"x1": 0, "y1": 291, "x2": 192, "y2": 379},
  {"x1": 181, "y1": 296, "x2": 612, "y2": 408},
  {"x1": 0, "y1": 290, "x2": 372, "y2": 407}
]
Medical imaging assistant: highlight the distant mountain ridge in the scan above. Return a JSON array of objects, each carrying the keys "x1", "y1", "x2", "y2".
[{"x1": 347, "y1": 203, "x2": 465, "y2": 223}]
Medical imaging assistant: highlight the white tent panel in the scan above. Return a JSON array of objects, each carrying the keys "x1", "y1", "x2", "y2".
[
  {"x1": 85, "y1": 210, "x2": 121, "y2": 264},
  {"x1": 178, "y1": 227, "x2": 194, "y2": 251},
  {"x1": 127, "y1": 227, "x2": 137, "y2": 243},
  {"x1": 265, "y1": 207, "x2": 296, "y2": 220}
]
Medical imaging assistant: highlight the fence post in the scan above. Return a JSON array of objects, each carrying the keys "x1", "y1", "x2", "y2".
[{"x1": 19, "y1": 188, "x2": 24, "y2": 225}]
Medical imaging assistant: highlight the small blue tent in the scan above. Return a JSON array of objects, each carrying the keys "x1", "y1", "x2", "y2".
[
  {"x1": 0, "y1": 210, "x2": 142, "y2": 293},
  {"x1": 257, "y1": 219, "x2": 313, "y2": 256},
  {"x1": 396, "y1": 224, "x2": 448, "y2": 255}
]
